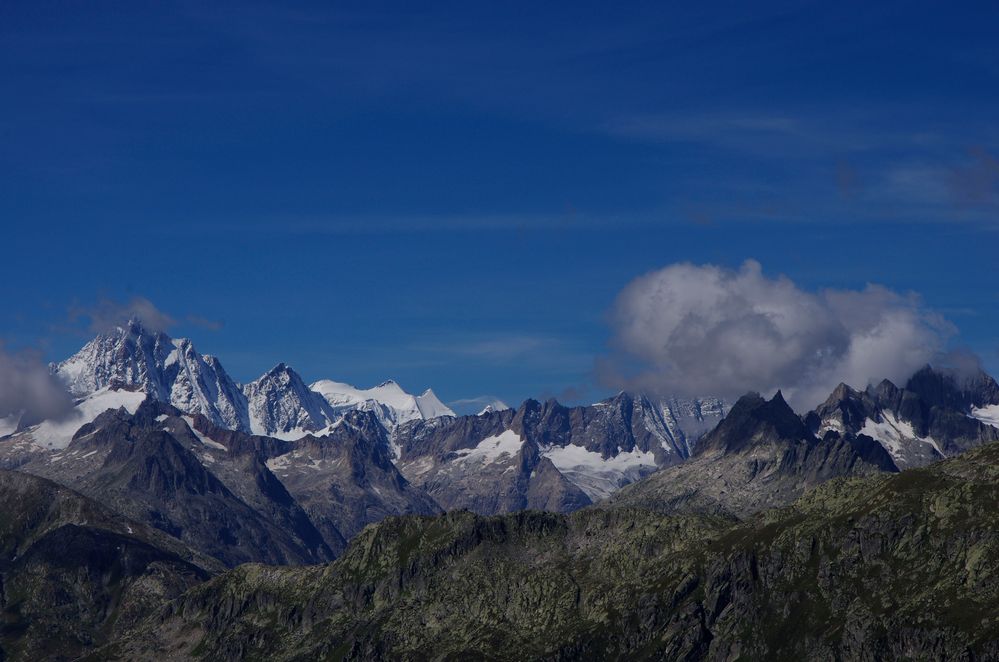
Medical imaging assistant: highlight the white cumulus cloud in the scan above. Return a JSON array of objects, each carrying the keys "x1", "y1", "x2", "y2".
[
  {"x1": 601, "y1": 260, "x2": 954, "y2": 410},
  {"x1": 0, "y1": 347, "x2": 74, "y2": 426}
]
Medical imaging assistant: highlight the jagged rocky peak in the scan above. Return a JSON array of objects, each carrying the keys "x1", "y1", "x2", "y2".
[
  {"x1": 243, "y1": 363, "x2": 337, "y2": 439},
  {"x1": 808, "y1": 382, "x2": 875, "y2": 436},
  {"x1": 55, "y1": 318, "x2": 170, "y2": 397},
  {"x1": 905, "y1": 364, "x2": 999, "y2": 410},
  {"x1": 804, "y1": 366, "x2": 999, "y2": 471},
  {"x1": 54, "y1": 318, "x2": 249, "y2": 431},
  {"x1": 697, "y1": 390, "x2": 809, "y2": 455},
  {"x1": 389, "y1": 390, "x2": 730, "y2": 511},
  {"x1": 50, "y1": 322, "x2": 458, "y2": 441},
  {"x1": 326, "y1": 408, "x2": 390, "y2": 442}
]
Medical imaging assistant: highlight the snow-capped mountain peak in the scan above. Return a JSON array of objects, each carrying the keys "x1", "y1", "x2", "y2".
[
  {"x1": 415, "y1": 388, "x2": 453, "y2": 419},
  {"x1": 50, "y1": 322, "x2": 460, "y2": 441},
  {"x1": 243, "y1": 363, "x2": 337, "y2": 439},
  {"x1": 54, "y1": 320, "x2": 249, "y2": 431},
  {"x1": 310, "y1": 378, "x2": 454, "y2": 431}
]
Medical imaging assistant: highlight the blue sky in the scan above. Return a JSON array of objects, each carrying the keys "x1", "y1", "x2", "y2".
[{"x1": 2, "y1": 1, "x2": 998, "y2": 409}]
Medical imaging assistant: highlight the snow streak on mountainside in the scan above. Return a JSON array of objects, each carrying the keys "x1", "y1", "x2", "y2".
[
  {"x1": 859, "y1": 412, "x2": 943, "y2": 465},
  {"x1": 543, "y1": 443, "x2": 657, "y2": 501},
  {"x1": 972, "y1": 405, "x2": 999, "y2": 429},
  {"x1": 808, "y1": 367, "x2": 999, "y2": 469}
]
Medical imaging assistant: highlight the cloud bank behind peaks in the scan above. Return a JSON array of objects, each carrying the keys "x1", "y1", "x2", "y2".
[
  {"x1": 602, "y1": 260, "x2": 954, "y2": 410},
  {"x1": 0, "y1": 347, "x2": 74, "y2": 427}
]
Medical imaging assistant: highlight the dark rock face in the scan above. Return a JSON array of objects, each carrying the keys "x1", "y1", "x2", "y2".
[
  {"x1": 610, "y1": 391, "x2": 898, "y2": 518},
  {"x1": 0, "y1": 470, "x2": 217, "y2": 661},
  {"x1": 808, "y1": 367, "x2": 999, "y2": 468},
  {"x1": 16, "y1": 404, "x2": 334, "y2": 568},
  {"x1": 393, "y1": 393, "x2": 727, "y2": 512},
  {"x1": 905, "y1": 364, "x2": 999, "y2": 410},
  {"x1": 107, "y1": 439, "x2": 999, "y2": 661},
  {"x1": 696, "y1": 390, "x2": 807, "y2": 455},
  {"x1": 3, "y1": 402, "x2": 439, "y2": 568},
  {"x1": 263, "y1": 410, "x2": 442, "y2": 541}
]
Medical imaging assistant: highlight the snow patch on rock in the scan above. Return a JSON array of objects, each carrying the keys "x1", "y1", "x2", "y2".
[
  {"x1": 453, "y1": 430, "x2": 523, "y2": 465},
  {"x1": 543, "y1": 444, "x2": 658, "y2": 501},
  {"x1": 971, "y1": 404, "x2": 999, "y2": 429},
  {"x1": 181, "y1": 416, "x2": 227, "y2": 450},
  {"x1": 861, "y1": 412, "x2": 943, "y2": 463}
]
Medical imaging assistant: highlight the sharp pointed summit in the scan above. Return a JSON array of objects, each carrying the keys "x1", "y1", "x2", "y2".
[
  {"x1": 54, "y1": 320, "x2": 249, "y2": 431},
  {"x1": 243, "y1": 363, "x2": 339, "y2": 439}
]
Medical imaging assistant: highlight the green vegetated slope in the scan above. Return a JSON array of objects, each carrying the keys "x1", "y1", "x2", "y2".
[{"x1": 106, "y1": 439, "x2": 999, "y2": 661}]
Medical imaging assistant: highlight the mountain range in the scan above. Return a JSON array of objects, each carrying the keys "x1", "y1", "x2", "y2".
[
  {"x1": 52, "y1": 319, "x2": 457, "y2": 440},
  {"x1": 2, "y1": 320, "x2": 999, "y2": 658}
]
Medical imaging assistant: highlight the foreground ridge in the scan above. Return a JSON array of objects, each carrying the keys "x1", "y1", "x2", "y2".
[{"x1": 97, "y1": 438, "x2": 999, "y2": 660}]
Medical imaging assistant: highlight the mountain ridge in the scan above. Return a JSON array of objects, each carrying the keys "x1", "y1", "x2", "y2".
[
  {"x1": 97, "y1": 435, "x2": 999, "y2": 660},
  {"x1": 52, "y1": 320, "x2": 456, "y2": 439}
]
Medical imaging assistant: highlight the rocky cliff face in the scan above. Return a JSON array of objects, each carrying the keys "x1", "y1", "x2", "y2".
[
  {"x1": 0, "y1": 470, "x2": 220, "y2": 661},
  {"x1": 11, "y1": 400, "x2": 336, "y2": 567},
  {"x1": 243, "y1": 363, "x2": 340, "y2": 438},
  {"x1": 610, "y1": 391, "x2": 898, "y2": 518},
  {"x1": 105, "y1": 437, "x2": 999, "y2": 660},
  {"x1": 262, "y1": 410, "x2": 443, "y2": 540},
  {"x1": 392, "y1": 393, "x2": 729, "y2": 511},
  {"x1": 0, "y1": 399, "x2": 439, "y2": 568},
  {"x1": 807, "y1": 366, "x2": 999, "y2": 469}
]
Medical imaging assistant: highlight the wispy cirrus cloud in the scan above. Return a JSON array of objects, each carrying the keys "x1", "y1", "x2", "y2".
[
  {"x1": 186, "y1": 314, "x2": 224, "y2": 331},
  {"x1": 605, "y1": 113, "x2": 808, "y2": 152},
  {"x1": 447, "y1": 395, "x2": 511, "y2": 416},
  {"x1": 431, "y1": 335, "x2": 551, "y2": 362}
]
